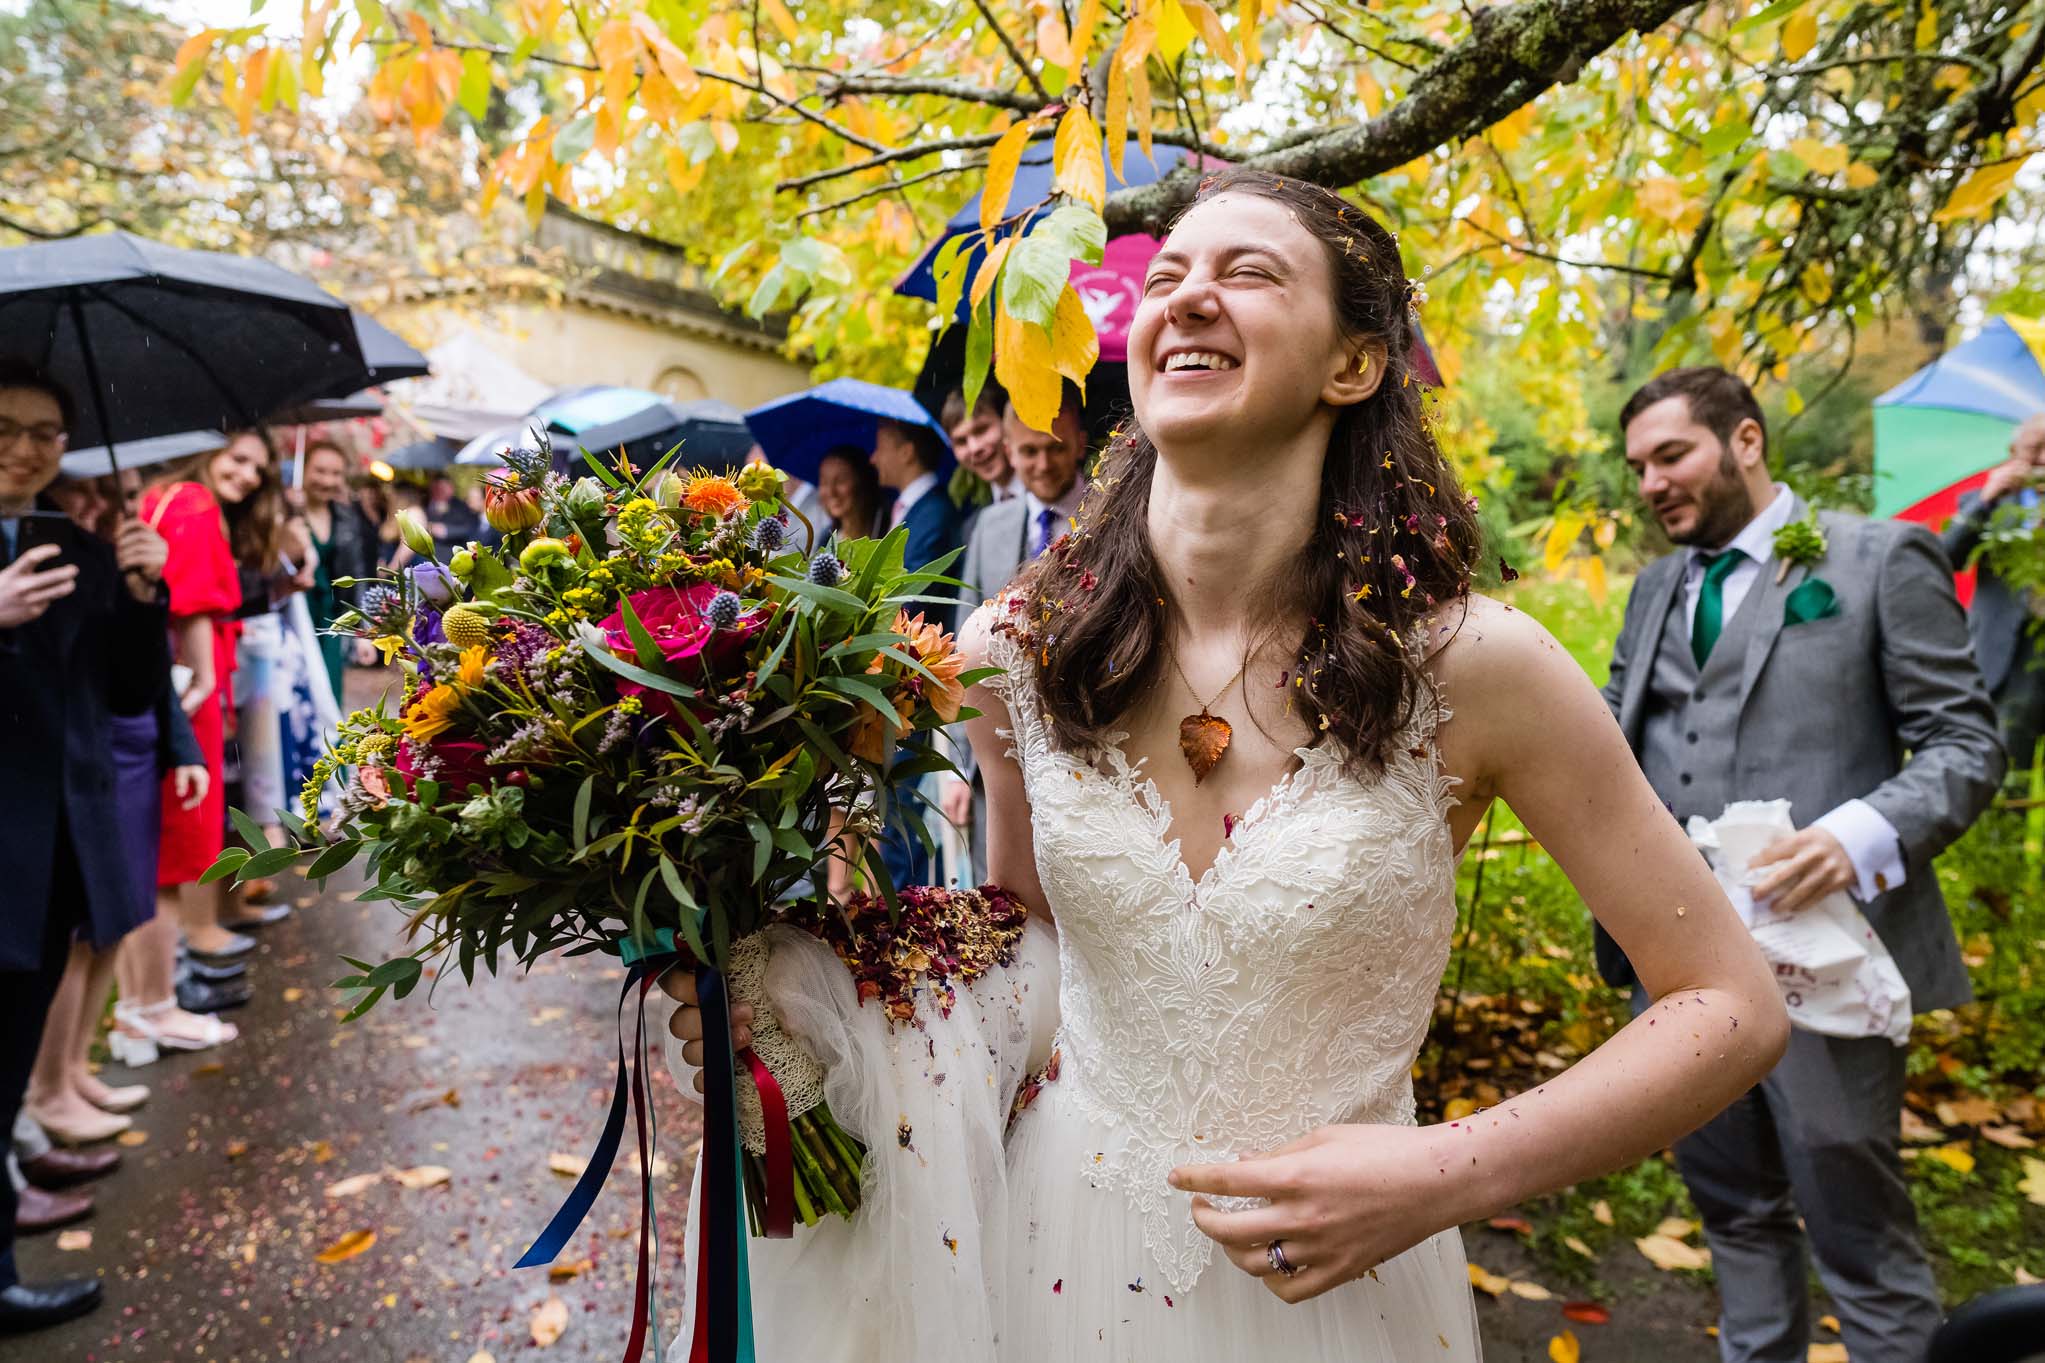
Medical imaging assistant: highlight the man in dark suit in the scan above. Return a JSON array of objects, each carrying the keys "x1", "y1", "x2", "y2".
[
  {"x1": 868, "y1": 416, "x2": 961, "y2": 889},
  {"x1": 0, "y1": 360, "x2": 170, "y2": 1334},
  {"x1": 1939, "y1": 413, "x2": 2045, "y2": 775},
  {"x1": 1601, "y1": 367, "x2": 2003, "y2": 1363}
]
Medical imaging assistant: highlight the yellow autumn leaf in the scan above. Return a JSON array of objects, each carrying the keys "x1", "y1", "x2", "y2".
[
  {"x1": 1808, "y1": 1345, "x2": 1849, "y2": 1363},
  {"x1": 1914, "y1": 3, "x2": 1938, "y2": 50},
  {"x1": 1068, "y1": 0, "x2": 1103, "y2": 72},
  {"x1": 530, "y1": 1292, "x2": 570, "y2": 1346},
  {"x1": 1581, "y1": 554, "x2": 1609, "y2": 607},
  {"x1": 1563, "y1": 1234, "x2": 1596, "y2": 1257},
  {"x1": 1468, "y1": 1263, "x2": 1512, "y2": 1296},
  {"x1": 2022, "y1": 1156, "x2": 2045, "y2": 1206},
  {"x1": 324, "y1": 1172, "x2": 382, "y2": 1199},
  {"x1": 1049, "y1": 284, "x2": 1100, "y2": 388},
  {"x1": 1542, "y1": 510, "x2": 1585, "y2": 573},
  {"x1": 1490, "y1": 104, "x2": 1536, "y2": 152},
  {"x1": 1781, "y1": 8, "x2": 1818, "y2": 62},
  {"x1": 1034, "y1": 3, "x2": 1072, "y2": 67},
  {"x1": 314, "y1": 1228, "x2": 378, "y2": 1264},
  {"x1": 1181, "y1": 0, "x2": 1243, "y2": 82},
  {"x1": 1355, "y1": 66, "x2": 1383, "y2": 115},
  {"x1": 1154, "y1": 0, "x2": 1197, "y2": 65},
  {"x1": 1636, "y1": 1233, "x2": 1712, "y2": 1271},
  {"x1": 1053, "y1": 104, "x2": 1106, "y2": 214},
  {"x1": 1636, "y1": 176, "x2": 1689, "y2": 224},
  {"x1": 1925, "y1": 1141, "x2": 1975, "y2": 1174},
  {"x1": 982, "y1": 119, "x2": 1039, "y2": 232},
  {"x1": 547, "y1": 1151, "x2": 588, "y2": 1177},
  {"x1": 1845, "y1": 160, "x2": 1880, "y2": 189},
  {"x1": 1509, "y1": 1279, "x2": 1555, "y2": 1302},
  {"x1": 1788, "y1": 138, "x2": 1848, "y2": 176},
  {"x1": 760, "y1": 0, "x2": 800, "y2": 44},
  {"x1": 393, "y1": 1164, "x2": 451, "y2": 1190},
  {"x1": 1104, "y1": 51, "x2": 1130, "y2": 181},
  {"x1": 1653, "y1": 1216, "x2": 1698, "y2": 1240},
  {"x1": 1933, "y1": 156, "x2": 2031, "y2": 223},
  {"x1": 1549, "y1": 1330, "x2": 1581, "y2": 1363},
  {"x1": 995, "y1": 305, "x2": 1062, "y2": 434},
  {"x1": 1443, "y1": 1096, "x2": 1479, "y2": 1121},
  {"x1": 970, "y1": 235, "x2": 1014, "y2": 311},
  {"x1": 1591, "y1": 1199, "x2": 1614, "y2": 1226}
]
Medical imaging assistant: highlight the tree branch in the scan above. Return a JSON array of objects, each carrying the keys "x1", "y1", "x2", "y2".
[
  {"x1": 1102, "y1": 0, "x2": 1702, "y2": 233},
  {"x1": 970, "y1": 0, "x2": 1051, "y2": 104},
  {"x1": 794, "y1": 161, "x2": 984, "y2": 220}
]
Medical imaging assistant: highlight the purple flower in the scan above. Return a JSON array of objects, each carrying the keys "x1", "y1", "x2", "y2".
[{"x1": 410, "y1": 561, "x2": 458, "y2": 607}]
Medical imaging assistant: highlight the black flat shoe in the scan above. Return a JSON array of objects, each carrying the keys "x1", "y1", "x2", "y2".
[
  {"x1": 182, "y1": 933, "x2": 257, "y2": 964},
  {"x1": 177, "y1": 953, "x2": 248, "y2": 983},
  {"x1": 0, "y1": 1278, "x2": 102, "y2": 1334},
  {"x1": 176, "y1": 975, "x2": 253, "y2": 1014},
  {"x1": 221, "y1": 902, "x2": 292, "y2": 931}
]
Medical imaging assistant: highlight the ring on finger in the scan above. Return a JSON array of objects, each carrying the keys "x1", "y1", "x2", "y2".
[{"x1": 1267, "y1": 1240, "x2": 1299, "y2": 1277}]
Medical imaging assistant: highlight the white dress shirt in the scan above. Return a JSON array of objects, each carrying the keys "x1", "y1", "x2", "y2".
[
  {"x1": 994, "y1": 472, "x2": 1025, "y2": 503},
  {"x1": 1685, "y1": 484, "x2": 1906, "y2": 902},
  {"x1": 888, "y1": 471, "x2": 941, "y2": 531},
  {"x1": 1023, "y1": 477, "x2": 1088, "y2": 557}
]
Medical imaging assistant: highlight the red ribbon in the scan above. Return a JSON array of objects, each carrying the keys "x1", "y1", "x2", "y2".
[{"x1": 738, "y1": 1047, "x2": 796, "y2": 1239}]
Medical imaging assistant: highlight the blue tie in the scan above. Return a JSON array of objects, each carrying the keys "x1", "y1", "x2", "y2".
[{"x1": 1034, "y1": 506, "x2": 1059, "y2": 558}]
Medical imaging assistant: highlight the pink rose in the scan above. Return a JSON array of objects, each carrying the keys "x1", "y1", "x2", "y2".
[
  {"x1": 598, "y1": 586, "x2": 761, "y2": 719},
  {"x1": 397, "y1": 738, "x2": 494, "y2": 798}
]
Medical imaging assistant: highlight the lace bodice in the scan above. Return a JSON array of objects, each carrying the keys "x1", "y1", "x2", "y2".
[{"x1": 985, "y1": 623, "x2": 1460, "y2": 1293}]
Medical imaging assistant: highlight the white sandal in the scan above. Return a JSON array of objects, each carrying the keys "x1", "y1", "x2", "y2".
[{"x1": 109, "y1": 1000, "x2": 238, "y2": 1067}]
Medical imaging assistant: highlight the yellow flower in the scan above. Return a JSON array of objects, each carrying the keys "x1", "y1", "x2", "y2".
[
  {"x1": 457, "y1": 645, "x2": 491, "y2": 689},
  {"x1": 372, "y1": 634, "x2": 406, "y2": 665},
  {"x1": 402, "y1": 683, "x2": 464, "y2": 743}
]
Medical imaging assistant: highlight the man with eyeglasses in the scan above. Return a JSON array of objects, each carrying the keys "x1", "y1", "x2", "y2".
[{"x1": 0, "y1": 358, "x2": 170, "y2": 1334}]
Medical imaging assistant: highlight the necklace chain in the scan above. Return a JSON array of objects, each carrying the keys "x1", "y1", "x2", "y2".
[{"x1": 1168, "y1": 626, "x2": 1283, "y2": 714}]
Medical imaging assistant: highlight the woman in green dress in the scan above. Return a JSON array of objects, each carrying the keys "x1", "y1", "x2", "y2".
[{"x1": 299, "y1": 439, "x2": 375, "y2": 707}]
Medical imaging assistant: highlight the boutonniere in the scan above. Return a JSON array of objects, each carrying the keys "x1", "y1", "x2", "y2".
[{"x1": 1770, "y1": 510, "x2": 1827, "y2": 584}]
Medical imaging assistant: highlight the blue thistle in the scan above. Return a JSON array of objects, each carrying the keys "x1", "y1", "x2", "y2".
[
  {"x1": 706, "y1": 590, "x2": 743, "y2": 630},
  {"x1": 808, "y1": 552, "x2": 845, "y2": 586},
  {"x1": 750, "y1": 516, "x2": 790, "y2": 554}
]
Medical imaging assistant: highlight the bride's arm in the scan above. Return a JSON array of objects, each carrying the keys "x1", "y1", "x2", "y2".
[
  {"x1": 1178, "y1": 593, "x2": 1787, "y2": 1302},
  {"x1": 956, "y1": 603, "x2": 1052, "y2": 923}
]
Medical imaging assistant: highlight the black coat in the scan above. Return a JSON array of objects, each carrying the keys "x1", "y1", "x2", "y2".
[{"x1": 0, "y1": 512, "x2": 170, "y2": 970}]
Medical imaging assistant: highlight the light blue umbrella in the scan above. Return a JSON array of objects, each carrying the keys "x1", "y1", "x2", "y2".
[
  {"x1": 742, "y1": 378, "x2": 951, "y2": 486},
  {"x1": 454, "y1": 385, "x2": 674, "y2": 465}
]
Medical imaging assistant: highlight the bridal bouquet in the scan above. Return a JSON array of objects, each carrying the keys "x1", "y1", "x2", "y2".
[{"x1": 207, "y1": 434, "x2": 993, "y2": 1258}]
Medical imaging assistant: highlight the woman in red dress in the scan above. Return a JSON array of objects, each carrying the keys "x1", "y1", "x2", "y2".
[{"x1": 109, "y1": 435, "x2": 273, "y2": 1060}]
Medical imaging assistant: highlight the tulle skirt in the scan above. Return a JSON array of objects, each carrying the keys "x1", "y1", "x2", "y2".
[{"x1": 664, "y1": 918, "x2": 1480, "y2": 1362}]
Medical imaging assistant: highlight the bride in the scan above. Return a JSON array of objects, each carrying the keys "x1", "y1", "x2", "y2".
[{"x1": 666, "y1": 169, "x2": 1787, "y2": 1360}]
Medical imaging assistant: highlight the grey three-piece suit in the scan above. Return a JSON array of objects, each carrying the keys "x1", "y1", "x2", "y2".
[
  {"x1": 1939, "y1": 489, "x2": 2045, "y2": 772},
  {"x1": 1600, "y1": 498, "x2": 2003, "y2": 1363},
  {"x1": 946, "y1": 496, "x2": 1041, "y2": 884}
]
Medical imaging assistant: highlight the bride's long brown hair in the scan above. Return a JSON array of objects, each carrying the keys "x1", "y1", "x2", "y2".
[{"x1": 1008, "y1": 170, "x2": 1483, "y2": 773}]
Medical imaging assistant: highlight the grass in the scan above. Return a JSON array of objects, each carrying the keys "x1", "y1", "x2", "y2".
[{"x1": 1432, "y1": 576, "x2": 2045, "y2": 1303}]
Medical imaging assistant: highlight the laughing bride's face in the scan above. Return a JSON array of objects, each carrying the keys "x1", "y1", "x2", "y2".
[{"x1": 1128, "y1": 193, "x2": 1354, "y2": 455}]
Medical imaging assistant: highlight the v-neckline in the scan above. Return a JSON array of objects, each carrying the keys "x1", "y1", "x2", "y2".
[{"x1": 1092, "y1": 734, "x2": 1326, "y2": 893}]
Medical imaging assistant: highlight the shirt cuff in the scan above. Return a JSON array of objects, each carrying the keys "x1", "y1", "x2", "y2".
[{"x1": 1813, "y1": 799, "x2": 1907, "y2": 903}]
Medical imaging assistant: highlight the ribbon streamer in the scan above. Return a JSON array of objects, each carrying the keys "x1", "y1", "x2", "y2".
[{"x1": 738, "y1": 1047, "x2": 796, "y2": 1238}]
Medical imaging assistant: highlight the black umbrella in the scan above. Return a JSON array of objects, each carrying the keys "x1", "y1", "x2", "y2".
[
  {"x1": 569, "y1": 397, "x2": 756, "y2": 472},
  {"x1": 338, "y1": 311, "x2": 429, "y2": 391},
  {"x1": 0, "y1": 232, "x2": 366, "y2": 467},
  {"x1": 380, "y1": 436, "x2": 462, "y2": 470}
]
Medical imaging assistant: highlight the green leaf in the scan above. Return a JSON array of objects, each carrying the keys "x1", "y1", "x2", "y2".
[
  {"x1": 458, "y1": 50, "x2": 493, "y2": 121},
  {"x1": 199, "y1": 847, "x2": 252, "y2": 885},
  {"x1": 365, "y1": 956, "x2": 423, "y2": 988},
  {"x1": 963, "y1": 294, "x2": 994, "y2": 413},
  {"x1": 745, "y1": 815, "x2": 774, "y2": 882},
  {"x1": 1001, "y1": 232, "x2": 1069, "y2": 328},
  {"x1": 580, "y1": 448, "x2": 624, "y2": 488},
  {"x1": 580, "y1": 634, "x2": 700, "y2": 698},
  {"x1": 239, "y1": 845, "x2": 301, "y2": 879},
  {"x1": 229, "y1": 806, "x2": 268, "y2": 853},
  {"x1": 572, "y1": 773, "x2": 595, "y2": 853},
  {"x1": 821, "y1": 673, "x2": 900, "y2": 714},
  {"x1": 1733, "y1": 0, "x2": 1807, "y2": 32},
  {"x1": 1038, "y1": 203, "x2": 1107, "y2": 266},
  {"x1": 932, "y1": 232, "x2": 974, "y2": 331},
  {"x1": 658, "y1": 857, "x2": 708, "y2": 964},
  {"x1": 822, "y1": 630, "x2": 913, "y2": 660},
  {"x1": 616, "y1": 592, "x2": 671, "y2": 682},
  {"x1": 305, "y1": 838, "x2": 364, "y2": 882},
  {"x1": 748, "y1": 261, "x2": 791, "y2": 320},
  {"x1": 765, "y1": 572, "x2": 870, "y2": 616},
  {"x1": 1701, "y1": 112, "x2": 1753, "y2": 160},
  {"x1": 712, "y1": 239, "x2": 757, "y2": 287},
  {"x1": 553, "y1": 113, "x2": 597, "y2": 165}
]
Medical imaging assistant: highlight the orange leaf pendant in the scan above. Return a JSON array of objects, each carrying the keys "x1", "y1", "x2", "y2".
[{"x1": 1179, "y1": 709, "x2": 1232, "y2": 783}]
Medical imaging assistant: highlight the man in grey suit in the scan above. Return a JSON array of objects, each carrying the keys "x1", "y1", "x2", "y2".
[
  {"x1": 939, "y1": 386, "x2": 1089, "y2": 882},
  {"x1": 1938, "y1": 413, "x2": 2045, "y2": 775},
  {"x1": 1601, "y1": 367, "x2": 2003, "y2": 1363}
]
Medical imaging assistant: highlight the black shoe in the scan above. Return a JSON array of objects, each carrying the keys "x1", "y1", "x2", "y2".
[
  {"x1": 221, "y1": 902, "x2": 292, "y2": 931},
  {"x1": 182, "y1": 933, "x2": 257, "y2": 964},
  {"x1": 177, "y1": 953, "x2": 248, "y2": 983},
  {"x1": 176, "y1": 974, "x2": 253, "y2": 1014},
  {"x1": 0, "y1": 1278, "x2": 102, "y2": 1334}
]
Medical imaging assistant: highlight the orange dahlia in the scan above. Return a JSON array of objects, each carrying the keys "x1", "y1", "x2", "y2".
[
  {"x1": 682, "y1": 474, "x2": 747, "y2": 518},
  {"x1": 888, "y1": 609, "x2": 966, "y2": 724}
]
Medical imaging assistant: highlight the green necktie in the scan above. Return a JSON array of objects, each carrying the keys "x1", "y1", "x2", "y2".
[{"x1": 1692, "y1": 548, "x2": 1746, "y2": 668}]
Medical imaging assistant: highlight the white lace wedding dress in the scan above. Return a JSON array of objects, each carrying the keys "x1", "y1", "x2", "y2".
[
  {"x1": 986, "y1": 627, "x2": 1481, "y2": 1360},
  {"x1": 666, "y1": 625, "x2": 1480, "y2": 1361}
]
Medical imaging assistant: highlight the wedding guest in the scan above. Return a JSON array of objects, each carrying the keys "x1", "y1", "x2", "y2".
[
  {"x1": 1602, "y1": 366, "x2": 2003, "y2": 1363},
  {"x1": 943, "y1": 382, "x2": 1020, "y2": 507},
  {"x1": 423, "y1": 473, "x2": 480, "y2": 560},
  {"x1": 1940, "y1": 412, "x2": 2045, "y2": 775},
  {"x1": 21, "y1": 473, "x2": 206, "y2": 1149},
  {"x1": 813, "y1": 445, "x2": 884, "y2": 540},
  {"x1": 943, "y1": 386, "x2": 1090, "y2": 881},
  {"x1": 868, "y1": 415, "x2": 962, "y2": 890},
  {"x1": 300, "y1": 438, "x2": 377, "y2": 706},
  {"x1": 0, "y1": 359, "x2": 169, "y2": 1333}
]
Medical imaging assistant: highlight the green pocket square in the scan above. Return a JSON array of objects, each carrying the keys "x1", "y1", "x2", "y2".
[{"x1": 1784, "y1": 576, "x2": 1840, "y2": 626}]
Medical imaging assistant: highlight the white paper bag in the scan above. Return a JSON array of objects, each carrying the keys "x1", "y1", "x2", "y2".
[{"x1": 1688, "y1": 800, "x2": 1913, "y2": 1046}]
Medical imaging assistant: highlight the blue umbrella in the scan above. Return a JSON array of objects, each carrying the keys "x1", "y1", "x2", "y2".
[
  {"x1": 894, "y1": 141, "x2": 1202, "y2": 310},
  {"x1": 743, "y1": 378, "x2": 951, "y2": 486}
]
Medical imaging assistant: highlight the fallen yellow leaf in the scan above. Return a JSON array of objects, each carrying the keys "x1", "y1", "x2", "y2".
[
  {"x1": 2018, "y1": 1156, "x2": 2045, "y2": 1207},
  {"x1": 314, "y1": 1228, "x2": 377, "y2": 1264},
  {"x1": 1925, "y1": 1142, "x2": 1976, "y2": 1175},
  {"x1": 548, "y1": 1152, "x2": 587, "y2": 1178},
  {"x1": 1818, "y1": 1314, "x2": 1840, "y2": 1334},
  {"x1": 1563, "y1": 1235, "x2": 1595, "y2": 1258},
  {"x1": 1468, "y1": 1263, "x2": 1511, "y2": 1296},
  {"x1": 2015, "y1": 1266, "x2": 2041, "y2": 1285},
  {"x1": 56, "y1": 1229, "x2": 92, "y2": 1252},
  {"x1": 530, "y1": 1293, "x2": 569, "y2": 1347},
  {"x1": 1591, "y1": 1199, "x2": 1614, "y2": 1226},
  {"x1": 393, "y1": 1164, "x2": 451, "y2": 1190},
  {"x1": 116, "y1": 1130, "x2": 148, "y2": 1147},
  {"x1": 225, "y1": 1139, "x2": 249, "y2": 1159},
  {"x1": 282, "y1": 987, "x2": 306, "y2": 1003},
  {"x1": 1653, "y1": 1216, "x2": 1698, "y2": 1240},
  {"x1": 325, "y1": 1172, "x2": 382, "y2": 1199},
  {"x1": 1981, "y1": 1125, "x2": 2037, "y2": 1150},
  {"x1": 1636, "y1": 1233, "x2": 1712, "y2": 1272},
  {"x1": 1935, "y1": 1096, "x2": 2003, "y2": 1127},
  {"x1": 1900, "y1": 1108, "x2": 1943, "y2": 1143},
  {"x1": 1508, "y1": 1279, "x2": 1555, "y2": 1301},
  {"x1": 1808, "y1": 1345, "x2": 1849, "y2": 1363},
  {"x1": 467, "y1": 1352, "x2": 496, "y2": 1363},
  {"x1": 1549, "y1": 1330, "x2": 1581, "y2": 1363},
  {"x1": 548, "y1": 1256, "x2": 594, "y2": 1282},
  {"x1": 1443, "y1": 1097, "x2": 1479, "y2": 1121}
]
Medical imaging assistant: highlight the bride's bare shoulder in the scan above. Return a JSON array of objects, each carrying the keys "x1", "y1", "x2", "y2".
[
  {"x1": 956, "y1": 597, "x2": 1007, "y2": 674},
  {"x1": 1421, "y1": 591, "x2": 1587, "y2": 698}
]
